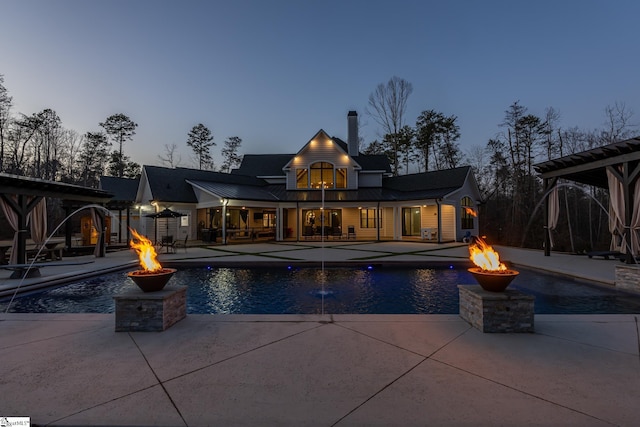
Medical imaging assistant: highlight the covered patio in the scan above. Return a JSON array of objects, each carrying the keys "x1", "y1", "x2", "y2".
[
  {"x1": 0, "y1": 173, "x2": 113, "y2": 277},
  {"x1": 535, "y1": 136, "x2": 640, "y2": 264}
]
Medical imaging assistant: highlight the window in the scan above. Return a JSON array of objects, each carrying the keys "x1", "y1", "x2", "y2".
[
  {"x1": 461, "y1": 196, "x2": 475, "y2": 229},
  {"x1": 310, "y1": 162, "x2": 334, "y2": 188},
  {"x1": 296, "y1": 169, "x2": 308, "y2": 188},
  {"x1": 360, "y1": 208, "x2": 380, "y2": 228},
  {"x1": 336, "y1": 168, "x2": 347, "y2": 188},
  {"x1": 402, "y1": 207, "x2": 421, "y2": 236},
  {"x1": 295, "y1": 162, "x2": 346, "y2": 189},
  {"x1": 263, "y1": 211, "x2": 276, "y2": 228}
]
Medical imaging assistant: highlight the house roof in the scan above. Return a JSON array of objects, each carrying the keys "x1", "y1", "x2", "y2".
[
  {"x1": 138, "y1": 162, "x2": 470, "y2": 204},
  {"x1": 234, "y1": 148, "x2": 391, "y2": 177},
  {"x1": 383, "y1": 166, "x2": 471, "y2": 193},
  {"x1": 99, "y1": 176, "x2": 139, "y2": 202},
  {"x1": 187, "y1": 180, "x2": 280, "y2": 201},
  {"x1": 143, "y1": 166, "x2": 266, "y2": 203},
  {"x1": 232, "y1": 154, "x2": 294, "y2": 177}
]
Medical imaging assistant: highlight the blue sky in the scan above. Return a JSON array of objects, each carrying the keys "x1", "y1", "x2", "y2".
[{"x1": 1, "y1": 0, "x2": 639, "y2": 169}]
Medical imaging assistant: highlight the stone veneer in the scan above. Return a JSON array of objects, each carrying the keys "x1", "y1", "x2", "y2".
[
  {"x1": 114, "y1": 285, "x2": 187, "y2": 332},
  {"x1": 458, "y1": 285, "x2": 535, "y2": 333},
  {"x1": 614, "y1": 264, "x2": 640, "y2": 293}
]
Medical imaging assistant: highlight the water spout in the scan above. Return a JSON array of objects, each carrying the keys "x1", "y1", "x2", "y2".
[
  {"x1": 522, "y1": 182, "x2": 634, "y2": 260},
  {"x1": 4, "y1": 204, "x2": 117, "y2": 313}
]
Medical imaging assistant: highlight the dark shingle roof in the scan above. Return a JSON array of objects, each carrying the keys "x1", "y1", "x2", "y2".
[
  {"x1": 234, "y1": 151, "x2": 392, "y2": 176},
  {"x1": 144, "y1": 166, "x2": 267, "y2": 203},
  {"x1": 383, "y1": 166, "x2": 470, "y2": 193},
  {"x1": 187, "y1": 180, "x2": 280, "y2": 201},
  {"x1": 99, "y1": 176, "x2": 139, "y2": 202},
  {"x1": 142, "y1": 165, "x2": 469, "y2": 204},
  {"x1": 232, "y1": 154, "x2": 293, "y2": 177}
]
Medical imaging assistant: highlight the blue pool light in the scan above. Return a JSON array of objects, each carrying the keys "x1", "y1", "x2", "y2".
[{"x1": 367, "y1": 265, "x2": 374, "y2": 270}]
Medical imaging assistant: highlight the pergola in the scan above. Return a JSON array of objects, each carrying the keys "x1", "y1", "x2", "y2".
[
  {"x1": 0, "y1": 173, "x2": 113, "y2": 270},
  {"x1": 534, "y1": 137, "x2": 640, "y2": 263}
]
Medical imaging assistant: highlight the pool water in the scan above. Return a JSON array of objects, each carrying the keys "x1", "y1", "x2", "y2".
[{"x1": 2, "y1": 266, "x2": 640, "y2": 314}]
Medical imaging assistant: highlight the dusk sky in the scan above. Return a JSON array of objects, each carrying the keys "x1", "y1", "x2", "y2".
[{"x1": 2, "y1": 0, "x2": 639, "y2": 169}]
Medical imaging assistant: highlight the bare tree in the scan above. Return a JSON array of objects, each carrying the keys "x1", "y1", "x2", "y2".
[
  {"x1": 77, "y1": 132, "x2": 111, "y2": 187},
  {"x1": 32, "y1": 108, "x2": 62, "y2": 180},
  {"x1": 59, "y1": 129, "x2": 82, "y2": 182},
  {"x1": 157, "y1": 143, "x2": 182, "y2": 168},
  {"x1": 366, "y1": 76, "x2": 413, "y2": 176},
  {"x1": 5, "y1": 112, "x2": 43, "y2": 175},
  {"x1": 466, "y1": 145, "x2": 491, "y2": 198},
  {"x1": 600, "y1": 102, "x2": 636, "y2": 144},
  {"x1": 542, "y1": 107, "x2": 561, "y2": 160},
  {"x1": 0, "y1": 74, "x2": 12, "y2": 172}
]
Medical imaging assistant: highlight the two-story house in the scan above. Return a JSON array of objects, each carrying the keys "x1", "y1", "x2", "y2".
[{"x1": 124, "y1": 111, "x2": 481, "y2": 244}]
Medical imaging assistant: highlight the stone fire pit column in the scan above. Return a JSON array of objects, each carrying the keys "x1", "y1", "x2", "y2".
[
  {"x1": 114, "y1": 285, "x2": 187, "y2": 332},
  {"x1": 458, "y1": 285, "x2": 534, "y2": 333}
]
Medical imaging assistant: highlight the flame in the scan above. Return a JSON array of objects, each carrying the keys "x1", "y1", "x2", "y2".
[
  {"x1": 464, "y1": 207, "x2": 477, "y2": 217},
  {"x1": 468, "y1": 237, "x2": 507, "y2": 271},
  {"x1": 129, "y1": 228, "x2": 162, "y2": 272}
]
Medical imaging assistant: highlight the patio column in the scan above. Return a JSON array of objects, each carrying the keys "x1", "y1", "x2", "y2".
[
  {"x1": 436, "y1": 199, "x2": 442, "y2": 244},
  {"x1": 221, "y1": 200, "x2": 228, "y2": 245}
]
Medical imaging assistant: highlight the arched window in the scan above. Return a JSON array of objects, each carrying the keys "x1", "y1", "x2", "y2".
[
  {"x1": 296, "y1": 162, "x2": 347, "y2": 189},
  {"x1": 461, "y1": 196, "x2": 476, "y2": 229},
  {"x1": 310, "y1": 162, "x2": 334, "y2": 188}
]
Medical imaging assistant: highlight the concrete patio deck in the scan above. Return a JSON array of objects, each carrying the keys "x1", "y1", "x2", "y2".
[{"x1": 1, "y1": 241, "x2": 639, "y2": 426}]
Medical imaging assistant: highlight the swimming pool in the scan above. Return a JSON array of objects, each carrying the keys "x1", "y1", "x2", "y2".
[{"x1": 2, "y1": 265, "x2": 640, "y2": 314}]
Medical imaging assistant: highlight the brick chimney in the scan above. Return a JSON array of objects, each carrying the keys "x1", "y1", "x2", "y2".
[{"x1": 347, "y1": 111, "x2": 358, "y2": 157}]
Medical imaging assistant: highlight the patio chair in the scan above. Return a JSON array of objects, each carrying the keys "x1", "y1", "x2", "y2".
[
  {"x1": 160, "y1": 235, "x2": 174, "y2": 253},
  {"x1": 347, "y1": 225, "x2": 356, "y2": 239},
  {"x1": 174, "y1": 235, "x2": 188, "y2": 253}
]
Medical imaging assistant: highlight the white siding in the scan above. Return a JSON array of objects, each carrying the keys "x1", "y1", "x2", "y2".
[{"x1": 286, "y1": 132, "x2": 358, "y2": 190}]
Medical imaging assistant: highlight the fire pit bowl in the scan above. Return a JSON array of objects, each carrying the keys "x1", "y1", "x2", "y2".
[
  {"x1": 468, "y1": 267, "x2": 519, "y2": 292},
  {"x1": 128, "y1": 268, "x2": 177, "y2": 292}
]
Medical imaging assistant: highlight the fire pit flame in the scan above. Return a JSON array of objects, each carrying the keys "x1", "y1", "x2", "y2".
[
  {"x1": 128, "y1": 228, "x2": 176, "y2": 292},
  {"x1": 468, "y1": 237, "x2": 518, "y2": 292},
  {"x1": 130, "y1": 228, "x2": 162, "y2": 273},
  {"x1": 469, "y1": 237, "x2": 507, "y2": 272}
]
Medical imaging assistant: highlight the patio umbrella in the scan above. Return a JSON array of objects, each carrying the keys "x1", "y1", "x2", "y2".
[{"x1": 146, "y1": 208, "x2": 185, "y2": 247}]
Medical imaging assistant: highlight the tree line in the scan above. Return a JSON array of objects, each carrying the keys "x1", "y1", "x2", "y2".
[
  {"x1": 364, "y1": 76, "x2": 637, "y2": 252},
  {"x1": 3, "y1": 71, "x2": 638, "y2": 252},
  {"x1": 0, "y1": 74, "x2": 244, "y2": 188}
]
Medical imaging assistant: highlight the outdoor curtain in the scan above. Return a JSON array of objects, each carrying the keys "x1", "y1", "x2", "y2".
[
  {"x1": 90, "y1": 207, "x2": 103, "y2": 257},
  {"x1": 631, "y1": 180, "x2": 640, "y2": 255},
  {"x1": 547, "y1": 185, "x2": 559, "y2": 249},
  {"x1": 28, "y1": 198, "x2": 47, "y2": 248},
  {"x1": 0, "y1": 195, "x2": 20, "y2": 265},
  {"x1": 607, "y1": 168, "x2": 625, "y2": 253}
]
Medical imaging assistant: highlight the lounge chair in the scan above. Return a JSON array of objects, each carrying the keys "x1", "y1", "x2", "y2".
[{"x1": 587, "y1": 250, "x2": 621, "y2": 260}]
